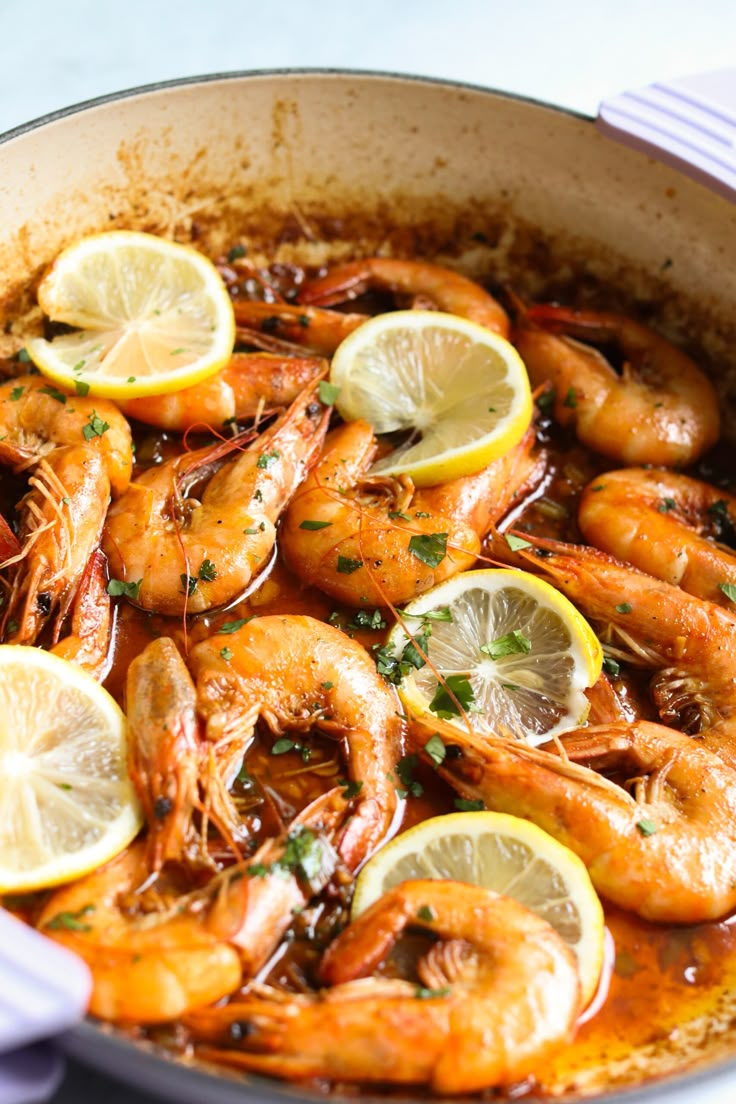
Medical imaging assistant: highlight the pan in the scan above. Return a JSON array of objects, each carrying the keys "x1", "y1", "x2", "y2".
[{"x1": 1, "y1": 69, "x2": 736, "y2": 1104}]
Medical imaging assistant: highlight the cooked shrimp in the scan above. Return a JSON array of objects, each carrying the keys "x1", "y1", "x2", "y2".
[
  {"x1": 49, "y1": 548, "x2": 112, "y2": 679},
  {"x1": 116, "y1": 353, "x2": 326, "y2": 432},
  {"x1": 103, "y1": 381, "x2": 330, "y2": 615},
  {"x1": 489, "y1": 531, "x2": 736, "y2": 742},
  {"x1": 514, "y1": 306, "x2": 719, "y2": 467},
  {"x1": 38, "y1": 787, "x2": 351, "y2": 1023},
  {"x1": 233, "y1": 301, "x2": 366, "y2": 355},
  {"x1": 0, "y1": 374, "x2": 132, "y2": 495},
  {"x1": 186, "y1": 878, "x2": 580, "y2": 1093},
  {"x1": 3, "y1": 446, "x2": 110, "y2": 645},
  {"x1": 578, "y1": 468, "x2": 736, "y2": 607},
  {"x1": 415, "y1": 717, "x2": 736, "y2": 923},
  {"x1": 126, "y1": 637, "x2": 204, "y2": 871},
  {"x1": 300, "y1": 257, "x2": 509, "y2": 337},
  {"x1": 279, "y1": 420, "x2": 544, "y2": 607},
  {"x1": 0, "y1": 376, "x2": 132, "y2": 643},
  {"x1": 189, "y1": 614, "x2": 404, "y2": 870}
]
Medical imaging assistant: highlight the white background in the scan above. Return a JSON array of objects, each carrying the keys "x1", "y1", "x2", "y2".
[
  {"x1": 3, "y1": 0, "x2": 735, "y2": 1101},
  {"x1": 1, "y1": 0, "x2": 735, "y2": 131}
]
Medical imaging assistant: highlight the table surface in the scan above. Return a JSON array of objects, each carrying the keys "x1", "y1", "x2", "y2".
[{"x1": 3, "y1": 0, "x2": 736, "y2": 1101}]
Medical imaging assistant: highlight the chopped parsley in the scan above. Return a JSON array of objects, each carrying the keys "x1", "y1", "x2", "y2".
[
  {"x1": 299, "y1": 519, "x2": 332, "y2": 530},
  {"x1": 480, "y1": 629, "x2": 531, "y2": 660},
  {"x1": 219, "y1": 617, "x2": 254, "y2": 634},
  {"x1": 336, "y1": 555, "x2": 363, "y2": 574},
  {"x1": 602, "y1": 656, "x2": 621, "y2": 677},
  {"x1": 198, "y1": 558, "x2": 218, "y2": 581},
  {"x1": 416, "y1": 904, "x2": 435, "y2": 922},
  {"x1": 505, "y1": 533, "x2": 532, "y2": 551},
  {"x1": 347, "y1": 608, "x2": 386, "y2": 631},
  {"x1": 424, "y1": 733, "x2": 446, "y2": 767},
  {"x1": 38, "y1": 385, "x2": 67, "y2": 403},
  {"x1": 318, "y1": 380, "x2": 340, "y2": 405},
  {"x1": 83, "y1": 412, "x2": 110, "y2": 439},
  {"x1": 106, "y1": 578, "x2": 142, "y2": 600},
  {"x1": 395, "y1": 752, "x2": 423, "y2": 799},
  {"x1": 615, "y1": 602, "x2": 632, "y2": 614},
  {"x1": 454, "y1": 797, "x2": 484, "y2": 811},
  {"x1": 429, "y1": 674, "x2": 476, "y2": 719},
  {"x1": 719, "y1": 582, "x2": 736, "y2": 604},
  {"x1": 408, "y1": 532, "x2": 448, "y2": 569},
  {"x1": 636, "y1": 819, "x2": 658, "y2": 837},
  {"x1": 44, "y1": 904, "x2": 95, "y2": 932},
  {"x1": 256, "y1": 450, "x2": 281, "y2": 470}
]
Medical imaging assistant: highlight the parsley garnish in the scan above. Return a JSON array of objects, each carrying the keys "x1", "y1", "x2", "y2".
[
  {"x1": 318, "y1": 380, "x2": 340, "y2": 405},
  {"x1": 719, "y1": 582, "x2": 736, "y2": 604},
  {"x1": 341, "y1": 779, "x2": 364, "y2": 800},
  {"x1": 337, "y1": 556, "x2": 363, "y2": 574},
  {"x1": 395, "y1": 753, "x2": 423, "y2": 798},
  {"x1": 220, "y1": 646, "x2": 233, "y2": 661},
  {"x1": 9, "y1": 386, "x2": 23, "y2": 401},
  {"x1": 636, "y1": 819, "x2": 657, "y2": 837},
  {"x1": 180, "y1": 573, "x2": 197, "y2": 597},
  {"x1": 219, "y1": 617, "x2": 254, "y2": 634},
  {"x1": 616, "y1": 602, "x2": 632, "y2": 614},
  {"x1": 505, "y1": 533, "x2": 532, "y2": 551},
  {"x1": 424, "y1": 733, "x2": 446, "y2": 767},
  {"x1": 658, "y1": 497, "x2": 676, "y2": 513},
  {"x1": 83, "y1": 412, "x2": 110, "y2": 439},
  {"x1": 602, "y1": 656, "x2": 621, "y2": 677},
  {"x1": 106, "y1": 578, "x2": 142, "y2": 600},
  {"x1": 415, "y1": 986, "x2": 450, "y2": 1000},
  {"x1": 480, "y1": 629, "x2": 531, "y2": 660},
  {"x1": 454, "y1": 797, "x2": 484, "y2": 811},
  {"x1": 198, "y1": 558, "x2": 218, "y2": 581},
  {"x1": 416, "y1": 905, "x2": 435, "y2": 922},
  {"x1": 347, "y1": 608, "x2": 386, "y2": 631},
  {"x1": 227, "y1": 244, "x2": 247, "y2": 262},
  {"x1": 429, "y1": 674, "x2": 476, "y2": 719},
  {"x1": 562, "y1": 387, "x2": 577, "y2": 408},
  {"x1": 256, "y1": 450, "x2": 281, "y2": 470},
  {"x1": 45, "y1": 904, "x2": 95, "y2": 932},
  {"x1": 299, "y1": 519, "x2": 332, "y2": 530},
  {"x1": 74, "y1": 380, "x2": 90, "y2": 396},
  {"x1": 408, "y1": 532, "x2": 448, "y2": 568},
  {"x1": 39, "y1": 385, "x2": 67, "y2": 403}
]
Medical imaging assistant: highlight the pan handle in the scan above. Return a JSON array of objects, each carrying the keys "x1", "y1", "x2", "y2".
[
  {"x1": 0, "y1": 909, "x2": 90, "y2": 1103},
  {"x1": 597, "y1": 67, "x2": 736, "y2": 201}
]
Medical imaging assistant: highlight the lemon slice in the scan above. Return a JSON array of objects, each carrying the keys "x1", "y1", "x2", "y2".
[
  {"x1": 26, "y1": 231, "x2": 235, "y2": 399},
  {"x1": 353, "y1": 810, "x2": 605, "y2": 1007},
  {"x1": 0, "y1": 646, "x2": 142, "y2": 892},
  {"x1": 329, "y1": 310, "x2": 532, "y2": 486},
  {"x1": 388, "y1": 568, "x2": 602, "y2": 745}
]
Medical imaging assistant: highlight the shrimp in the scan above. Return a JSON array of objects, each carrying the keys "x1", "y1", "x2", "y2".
[
  {"x1": 103, "y1": 381, "x2": 330, "y2": 615},
  {"x1": 578, "y1": 467, "x2": 736, "y2": 607},
  {"x1": 413, "y1": 717, "x2": 736, "y2": 923},
  {"x1": 233, "y1": 301, "x2": 366, "y2": 355},
  {"x1": 125, "y1": 637, "x2": 205, "y2": 871},
  {"x1": 126, "y1": 636, "x2": 256, "y2": 870},
  {"x1": 0, "y1": 375, "x2": 132, "y2": 495},
  {"x1": 489, "y1": 531, "x2": 736, "y2": 745},
  {"x1": 0, "y1": 376, "x2": 132, "y2": 643},
  {"x1": 513, "y1": 305, "x2": 719, "y2": 467},
  {"x1": 186, "y1": 879, "x2": 580, "y2": 1093},
  {"x1": 300, "y1": 257, "x2": 510, "y2": 337},
  {"x1": 116, "y1": 352, "x2": 326, "y2": 432},
  {"x1": 49, "y1": 548, "x2": 112, "y2": 679},
  {"x1": 38, "y1": 787, "x2": 351, "y2": 1023},
  {"x1": 188, "y1": 614, "x2": 404, "y2": 870},
  {"x1": 279, "y1": 419, "x2": 544, "y2": 607}
]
